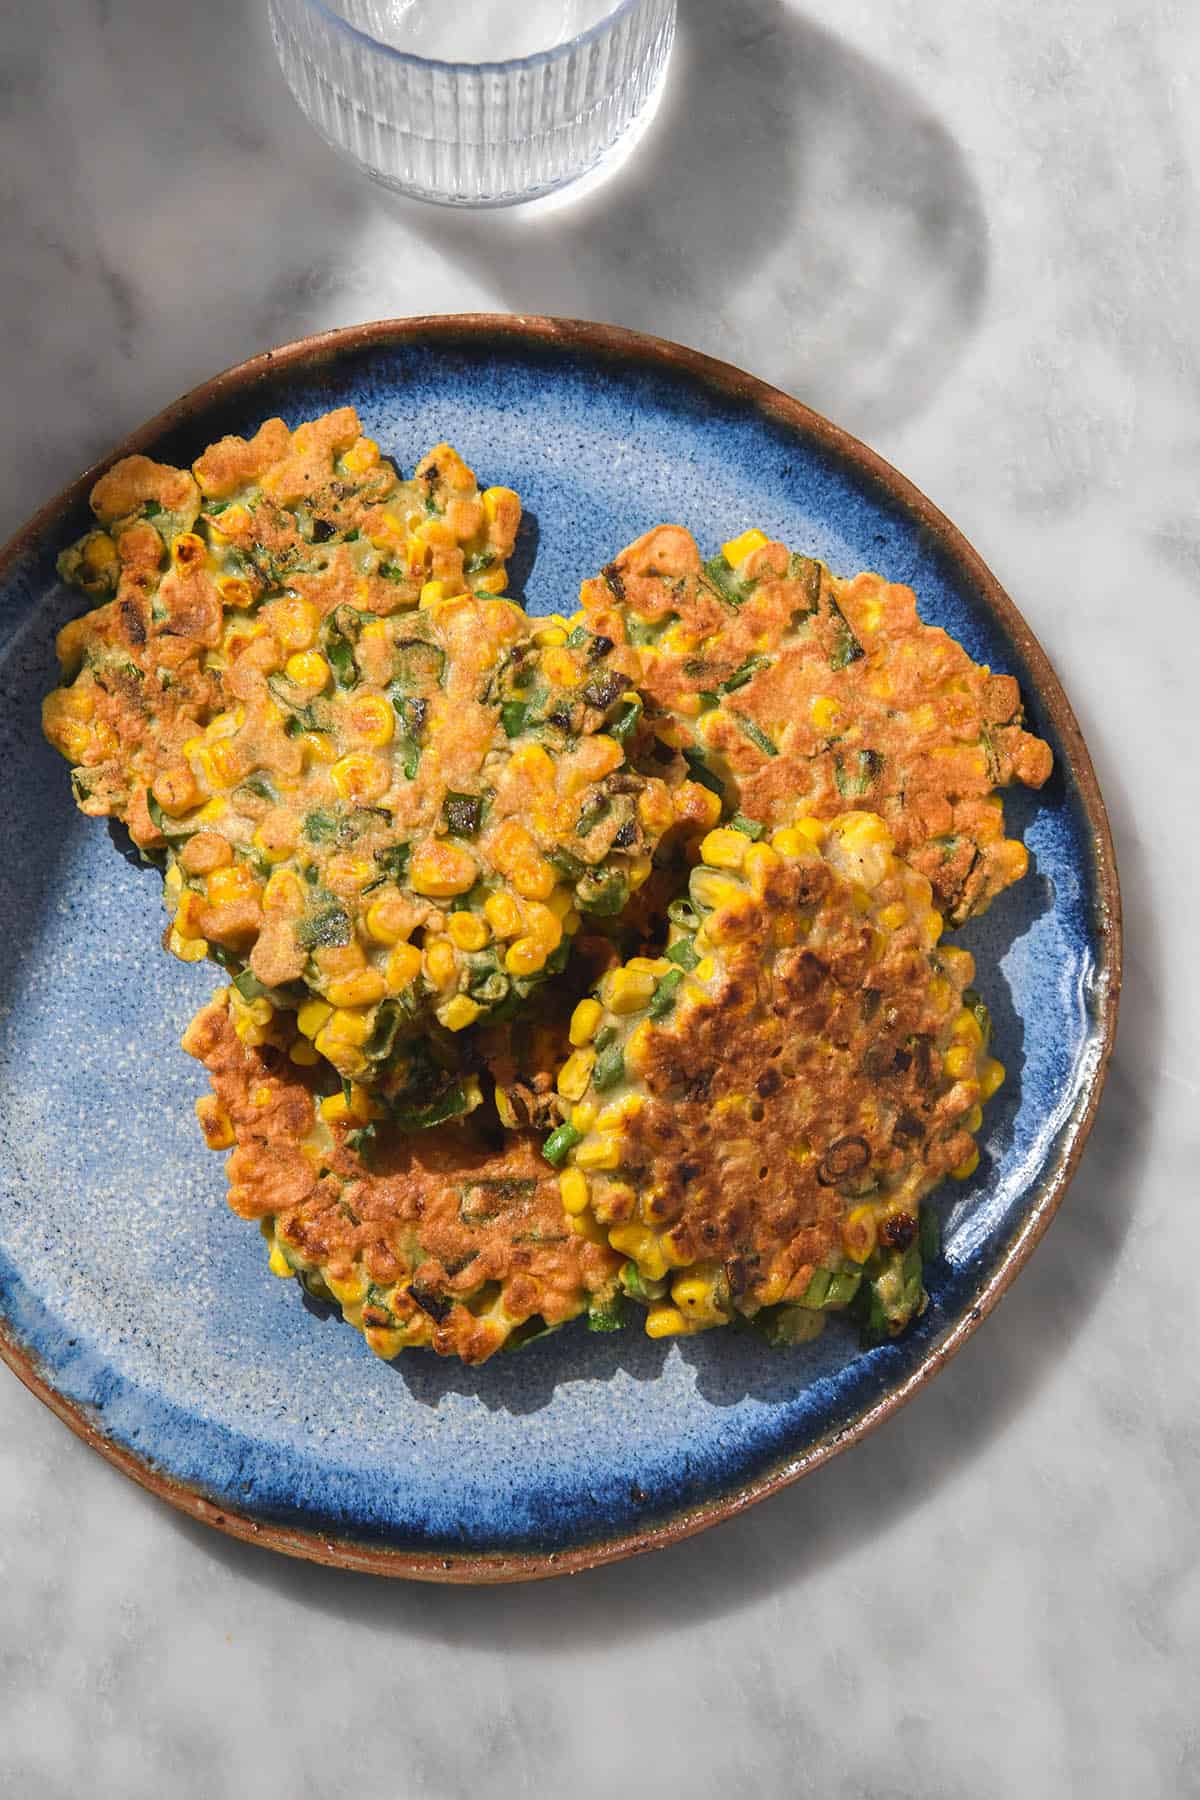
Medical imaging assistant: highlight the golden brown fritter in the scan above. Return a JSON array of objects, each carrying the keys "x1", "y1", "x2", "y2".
[
  {"x1": 580, "y1": 525, "x2": 1053, "y2": 923},
  {"x1": 184, "y1": 996, "x2": 623, "y2": 1363},
  {"x1": 552, "y1": 812, "x2": 1004, "y2": 1339}
]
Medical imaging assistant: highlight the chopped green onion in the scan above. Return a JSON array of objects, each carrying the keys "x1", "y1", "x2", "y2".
[{"x1": 542, "y1": 1122, "x2": 583, "y2": 1167}]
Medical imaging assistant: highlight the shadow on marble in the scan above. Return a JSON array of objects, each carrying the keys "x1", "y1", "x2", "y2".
[{"x1": 380, "y1": 0, "x2": 990, "y2": 437}]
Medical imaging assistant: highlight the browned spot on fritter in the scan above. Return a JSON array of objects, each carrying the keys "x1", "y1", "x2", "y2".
[{"x1": 185, "y1": 1002, "x2": 620, "y2": 1364}]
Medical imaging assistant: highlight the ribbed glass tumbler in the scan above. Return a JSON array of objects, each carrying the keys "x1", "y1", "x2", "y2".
[{"x1": 268, "y1": 0, "x2": 678, "y2": 207}]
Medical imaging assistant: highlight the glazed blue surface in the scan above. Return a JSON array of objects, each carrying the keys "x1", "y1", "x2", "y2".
[{"x1": 0, "y1": 331, "x2": 1110, "y2": 1557}]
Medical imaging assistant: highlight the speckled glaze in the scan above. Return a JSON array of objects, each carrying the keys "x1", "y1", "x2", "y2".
[{"x1": 0, "y1": 316, "x2": 1119, "y2": 1582}]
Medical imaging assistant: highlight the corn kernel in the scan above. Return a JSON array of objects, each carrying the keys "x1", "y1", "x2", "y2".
[
  {"x1": 325, "y1": 970, "x2": 386, "y2": 1009},
  {"x1": 543, "y1": 645, "x2": 581, "y2": 689},
  {"x1": 534, "y1": 624, "x2": 567, "y2": 647},
  {"x1": 644, "y1": 1304, "x2": 687, "y2": 1339},
  {"x1": 482, "y1": 485, "x2": 519, "y2": 524},
  {"x1": 319, "y1": 1086, "x2": 373, "y2": 1127},
  {"x1": 439, "y1": 994, "x2": 482, "y2": 1031},
  {"x1": 575, "y1": 1133, "x2": 621, "y2": 1171},
  {"x1": 484, "y1": 891, "x2": 522, "y2": 938},
  {"x1": 944, "y1": 1043, "x2": 977, "y2": 1081},
  {"x1": 301, "y1": 731, "x2": 337, "y2": 766},
  {"x1": 742, "y1": 842, "x2": 781, "y2": 887},
  {"x1": 980, "y1": 1057, "x2": 1006, "y2": 1101},
  {"x1": 289, "y1": 1038, "x2": 319, "y2": 1066},
  {"x1": 206, "y1": 864, "x2": 261, "y2": 909},
  {"x1": 559, "y1": 1168, "x2": 590, "y2": 1216},
  {"x1": 700, "y1": 828, "x2": 748, "y2": 871},
  {"x1": 446, "y1": 910, "x2": 488, "y2": 951},
  {"x1": 965, "y1": 1103, "x2": 984, "y2": 1133},
  {"x1": 194, "y1": 1097, "x2": 234, "y2": 1150},
  {"x1": 506, "y1": 936, "x2": 548, "y2": 978},
  {"x1": 572, "y1": 1102, "x2": 598, "y2": 1133},
  {"x1": 331, "y1": 752, "x2": 390, "y2": 805},
  {"x1": 557, "y1": 1049, "x2": 596, "y2": 1102},
  {"x1": 344, "y1": 693, "x2": 395, "y2": 748},
  {"x1": 365, "y1": 894, "x2": 413, "y2": 945},
  {"x1": 267, "y1": 1243, "x2": 293, "y2": 1279},
  {"x1": 171, "y1": 531, "x2": 207, "y2": 568},
  {"x1": 411, "y1": 840, "x2": 478, "y2": 898},
  {"x1": 295, "y1": 1001, "x2": 332, "y2": 1042},
  {"x1": 603, "y1": 968, "x2": 657, "y2": 1015},
  {"x1": 569, "y1": 998, "x2": 603, "y2": 1046},
  {"x1": 690, "y1": 868, "x2": 742, "y2": 913},
  {"x1": 952, "y1": 1145, "x2": 981, "y2": 1181},
  {"x1": 810, "y1": 694, "x2": 842, "y2": 735},
  {"x1": 424, "y1": 938, "x2": 458, "y2": 991},
  {"x1": 879, "y1": 901, "x2": 909, "y2": 932},
  {"x1": 342, "y1": 437, "x2": 380, "y2": 476},
  {"x1": 721, "y1": 528, "x2": 770, "y2": 567},
  {"x1": 842, "y1": 1204, "x2": 878, "y2": 1264},
  {"x1": 386, "y1": 943, "x2": 423, "y2": 991},
  {"x1": 271, "y1": 596, "x2": 320, "y2": 650},
  {"x1": 284, "y1": 651, "x2": 330, "y2": 697}
]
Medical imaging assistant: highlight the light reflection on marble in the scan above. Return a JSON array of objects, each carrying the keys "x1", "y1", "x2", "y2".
[{"x1": 1, "y1": 1, "x2": 1196, "y2": 1794}]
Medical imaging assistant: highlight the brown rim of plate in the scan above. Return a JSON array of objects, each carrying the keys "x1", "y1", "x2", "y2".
[{"x1": 0, "y1": 314, "x2": 1122, "y2": 1584}]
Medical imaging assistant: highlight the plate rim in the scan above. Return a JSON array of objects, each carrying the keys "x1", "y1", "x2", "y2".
[{"x1": 0, "y1": 312, "x2": 1122, "y2": 1583}]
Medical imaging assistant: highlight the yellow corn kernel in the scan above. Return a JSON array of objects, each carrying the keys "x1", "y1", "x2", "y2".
[
  {"x1": 365, "y1": 894, "x2": 413, "y2": 945},
  {"x1": 671, "y1": 1270, "x2": 723, "y2": 1319},
  {"x1": 342, "y1": 437, "x2": 380, "y2": 476},
  {"x1": 533, "y1": 624, "x2": 567, "y2": 647},
  {"x1": 482, "y1": 485, "x2": 519, "y2": 525},
  {"x1": 319, "y1": 1086, "x2": 373, "y2": 1127},
  {"x1": 980, "y1": 1057, "x2": 1006, "y2": 1101},
  {"x1": 289, "y1": 1038, "x2": 319, "y2": 1067},
  {"x1": 571, "y1": 1101, "x2": 598, "y2": 1133},
  {"x1": 251, "y1": 1084, "x2": 273, "y2": 1109},
  {"x1": 690, "y1": 868, "x2": 742, "y2": 913},
  {"x1": 721, "y1": 528, "x2": 770, "y2": 567},
  {"x1": 542, "y1": 645, "x2": 581, "y2": 689},
  {"x1": 171, "y1": 531, "x2": 207, "y2": 568},
  {"x1": 557, "y1": 1049, "x2": 596, "y2": 1102},
  {"x1": 301, "y1": 731, "x2": 338, "y2": 766},
  {"x1": 81, "y1": 532, "x2": 119, "y2": 577},
  {"x1": 164, "y1": 864, "x2": 184, "y2": 900},
  {"x1": 770, "y1": 827, "x2": 806, "y2": 858},
  {"x1": 505, "y1": 936, "x2": 548, "y2": 978},
  {"x1": 838, "y1": 811, "x2": 891, "y2": 852},
  {"x1": 521, "y1": 902, "x2": 563, "y2": 953},
  {"x1": 645, "y1": 1305, "x2": 687, "y2": 1339},
  {"x1": 842, "y1": 1204, "x2": 878, "y2": 1264},
  {"x1": 447, "y1": 910, "x2": 489, "y2": 951},
  {"x1": 569, "y1": 1210, "x2": 609, "y2": 1245},
  {"x1": 953, "y1": 1007, "x2": 985, "y2": 1048},
  {"x1": 325, "y1": 970, "x2": 386, "y2": 1009},
  {"x1": 603, "y1": 968, "x2": 657, "y2": 1015},
  {"x1": 410, "y1": 840, "x2": 478, "y2": 898},
  {"x1": 939, "y1": 946, "x2": 975, "y2": 987},
  {"x1": 217, "y1": 576, "x2": 255, "y2": 611},
  {"x1": 345, "y1": 693, "x2": 395, "y2": 748},
  {"x1": 920, "y1": 909, "x2": 944, "y2": 950},
  {"x1": 385, "y1": 943, "x2": 423, "y2": 992},
  {"x1": 473, "y1": 568, "x2": 508, "y2": 595},
  {"x1": 700, "y1": 828, "x2": 748, "y2": 871},
  {"x1": 267, "y1": 1243, "x2": 293, "y2": 1279},
  {"x1": 928, "y1": 975, "x2": 953, "y2": 1015},
  {"x1": 271, "y1": 596, "x2": 320, "y2": 650},
  {"x1": 511, "y1": 742, "x2": 556, "y2": 788},
  {"x1": 195, "y1": 1097, "x2": 235, "y2": 1149},
  {"x1": 569, "y1": 998, "x2": 603, "y2": 1046},
  {"x1": 559, "y1": 1167, "x2": 590, "y2": 1216},
  {"x1": 624, "y1": 1020, "x2": 655, "y2": 1076},
  {"x1": 290, "y1": 1011, "x2": 332, "y2": 1057},
  {"x1": 742, "y1": 842, "x2": 781, "y2": 888},
  {"x1": 575, "y1": 1133, "x2": 621, "y2": 1171},
  {"x1": 878, "y1": 901, "x2": 909, "y2": 932},
  {"x1": 284, "y1": 651, "x2": 330, "y2": 697},
  {"x1": 965, "y1": 1103, "x2": 984, "y2": 1134},
  {"x1": 424, "y1": 938, "x2": 458, "y2": 991},
  {"x1": 418, "y1": 579, "x2": 448, "y2": 607},
  {"x1": 944, "y1": 1043, "x2": 977, "y2": 1081},
  {"x1": 204, "y1": 864, "x2": 259, "y2": 909},
  {"x1": 204, "y1": 740, "x2": 243, "y2": 790},
  {"x1": 330, "y1": 752, "x2": 390, "y2": 805},
  {"x1": 810, "y1": 694, "x2": 842, "y2": 735},
  {"x1": 439, "y1": 994, "x2": 482, "y2": 1032},
  {"x1": 952, "y1": 1145, "x2": 981, "y2": 1181},
  {"x1": 512, "y1": 858, "x2": 557, "y2": 902},
  {"x1": 597, "y1": 1095, "x2": 644, "y2": 1131},
  {"x1": 262, "y1": 868, "x2": 304, "y2": 917},
  {"x1": 484, "y1": 891, "x2": 522, "y2": 939},
  {"x1": 252, "y1": 820, "x2": 296, "y2": 865},
  {"x1": 626, "y1": 957, "x2": 670, "y2": 977},
  {"x1": 325, "y1": 854, "x2": 374, "y2": 895}
]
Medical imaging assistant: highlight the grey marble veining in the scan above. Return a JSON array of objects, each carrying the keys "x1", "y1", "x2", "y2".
[{"x1": 1, "y1": 1, "x2": 1197, "y2": 1795}]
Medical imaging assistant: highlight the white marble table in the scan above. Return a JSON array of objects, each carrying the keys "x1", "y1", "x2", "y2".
[{"x1": 2, "y1": 1, "x2": 1195, "y2": 1793}]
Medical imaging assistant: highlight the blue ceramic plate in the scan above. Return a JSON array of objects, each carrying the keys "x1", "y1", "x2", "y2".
[{"x1": 0, "y1": 318, "x2": 1119, "y2": 1581}]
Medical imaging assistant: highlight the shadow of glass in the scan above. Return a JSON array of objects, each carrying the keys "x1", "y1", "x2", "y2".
[{"x1": 379, "y1": 0, "x2": 989, "y2": 437}]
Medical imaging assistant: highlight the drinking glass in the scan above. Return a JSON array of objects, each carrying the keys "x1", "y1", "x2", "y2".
[{"x1": 268, "y1": 0, "x2": 678, "y2": 207}]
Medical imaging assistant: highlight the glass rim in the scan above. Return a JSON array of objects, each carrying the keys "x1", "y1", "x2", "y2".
[{"x1": 294, "y1": 0, "x2": 652, "y2": 74}]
